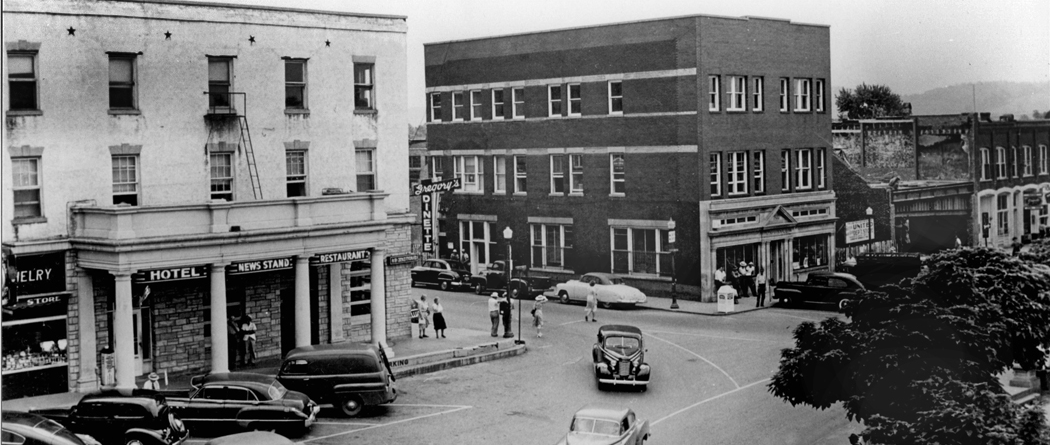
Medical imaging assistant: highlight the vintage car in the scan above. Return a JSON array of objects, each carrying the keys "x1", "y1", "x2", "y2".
[
  {"x1": 170, "y1": 372, "x2": 319, "y2": 435},
  {"x1": 554, "y1": 405, "x2": 650, "y2": 445},
  {"x1": 548, "y1": 273, "x2": 647, "y2": 308},
  {"x1": 410, "y1": 258, "x2": 472, "y2": 291},
  {"x1": 773, "y1": 271, "x2": 866, "y2": 311},
  {"x1": 203, "y1": 431, "x2": 294, "y2": 445},
  {"x1": 592, "y1": 325, "x2": 650, "y2": 390},
  {"x1": 30, "y1": 389, "x2": 189, "y2": 445},
  {"x1": 276, "y1": 343, "x2": 397, "y2": 417},
  {"x1": 2, "y1": 411, "x2": 91, "y2": 445}
]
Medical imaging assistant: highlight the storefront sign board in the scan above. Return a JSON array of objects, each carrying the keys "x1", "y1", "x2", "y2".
[
  {"x1": 311, "y1": 249, "x2": 371, "y2": 265},
  {"x1": 133, "y1": 266, "x2": 209, "y2": 283},
  {"x1": 227, "y1": 257, "x2": 294, "y2": 275},
  {"x1": 845, "y1": 220, "x2": 872, "y2": 244},
  {"x1": 4, "y1": 252, "x2": 66, "y2": 298}
]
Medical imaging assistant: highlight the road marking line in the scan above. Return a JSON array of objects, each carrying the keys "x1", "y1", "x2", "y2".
[
  {"x1": 300, "y1": 406, "x2": 473, "y2": 443},
  {"x1": 558, "y1": 320, "x2": 587, "y2": 326},
  {"x1": 651, "y1": 378, "x2": 770, "y2": 427},
  {"x1": 562, "y1": 356, "x2": 583, "y2": 366},
  {"x1": 759, "y1": 310, "x2": 825, "y2": 322},
  {"x1": 382, "y1": 403, "x2": 473, "y2": 408},
  {"x1": 647, "y1": 330, "x2": 781, "y2": 343},
  {"x1": 648, "y1": 333, "x2": 739, "y2": 389},
  {"x1": 313, "y1": 421, "x2": 379, "y2": 426}
]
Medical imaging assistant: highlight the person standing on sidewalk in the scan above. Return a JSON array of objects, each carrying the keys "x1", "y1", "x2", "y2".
[
  {"x1": 500, "y1": 293, "x2": 514, "y2": 338},
  {"x1": 745, "y1": 261, "x2": 757, "y2": 299},
  {"x1": 431, "y1": 297, "x2": 447, "y2": 339},
  {"x1": 240, "y1": 315, "x2": 257, "y2": 367},
  {"x1": 714, "y1": 266, "x2": 726, "y2": 299},
  {"x1": 227, "y1": 315, "x2": 241, "y2": 369},
  {"x1": 755, "y1": 267, "x2": 767, "y2": 307},
  {"x1": 417, "y1": 295, "x2": 430, "y2": 338},
  {"x1": 585, "y1": 282, "x2": 598, "y2": 322},
  {"x1": 488, "y1": 292, "x2": 501, "y2": 337},
  {"x1": 532, "y1": 295, "x2": 547, "y2": 338},
  {"x1": 1011, "y1": 237, "x2": 1022, "y2": 256}
]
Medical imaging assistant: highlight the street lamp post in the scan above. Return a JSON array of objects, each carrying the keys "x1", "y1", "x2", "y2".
[
  {"x1": 865, "y1": 207, "x2": 874, "y2": 253},
  {"x1": 503, "y1": 227, "x2": 524, "y2": 345},
  {"x1": 668, "y1": 218, "x2": 679, "y2": 310}
]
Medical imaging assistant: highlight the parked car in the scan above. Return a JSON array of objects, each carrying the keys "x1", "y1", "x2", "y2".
[
  {"x1": 548, "y1": 273, "x2": 647, "y2": 308},
  {"x1": 2, "y1": 411, "x2": 91, "y2": 445},
  {"x1": 469, "y1": 261, "x2": 554, "y2": 298},
  {"x1": 170, "y1": 372, "x2": 318, "y2": 435},
  {"x1": 773, "y1": 271, "x2": 866, "y2": 311},
  {"x1": 276, "y1": 343, "x2": 397, "y2": 417},
  {"x1": 849, "y1": 252, "x2": 923, "y2": 289},
  {"x1": 203, "y1": 431, "x2": 294, "y2": 445},
  {"x1": 410, "y1": 259, "x2": 472, "y2": 291},
  {"x1": 30, "y1": 389, "x2": 189, "y2": 445},
  {"x1": 554, "y1": 405, "x2": 650, "y2": 445},
  {"x1": 592, "y1": 325, "x2": 650, "y2": 391}
]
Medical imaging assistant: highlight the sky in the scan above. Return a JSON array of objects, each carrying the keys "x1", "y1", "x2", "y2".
[{"x1": 194, "y1": 0, "x2": 1050, "y2": 125}]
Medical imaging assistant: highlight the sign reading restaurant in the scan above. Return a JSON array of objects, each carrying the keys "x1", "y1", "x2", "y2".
[
  {"x1": 227, "y1": 257, "x2": 294, "y2": 275},
  {"x1": 311, "y1": 249, "x2": 371, "y2": 265},
  {"x1": 133, "y1": 266, "x2": 209, "y2": 283}
]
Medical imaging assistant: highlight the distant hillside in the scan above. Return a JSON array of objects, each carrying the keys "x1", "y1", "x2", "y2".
[{"x1": 901, "y1": 81, "x2": 1050, "y2": 119}]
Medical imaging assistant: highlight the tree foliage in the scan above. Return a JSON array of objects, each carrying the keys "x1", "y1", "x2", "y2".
[
  {"x1": 836, "y1": 83, "x2": 908, "y2": 119},
  {"x1": 769, "y1": 247, "x2": 1050, "y2": 445}
]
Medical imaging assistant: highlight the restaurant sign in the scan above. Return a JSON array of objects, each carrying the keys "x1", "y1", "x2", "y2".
[{"x1": 311, "y1": 249, "x2": 371, "y2": 265}]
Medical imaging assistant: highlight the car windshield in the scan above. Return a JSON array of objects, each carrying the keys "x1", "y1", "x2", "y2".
[
  {"x1": 35, "y1": 417, "x2": 68, "y2": 435},
  {"x1": 268, "y1": 379, "x2": 288, "y2": 400},
  {"x1": 603, "y1": 336, "x2": 640, "y2": 354},
  {"x1": 571, "y1": 417, "x2": 621, "y2": 436},
  {"x1": 445, "y1": 260, "x2": 466, "y2": 270}
]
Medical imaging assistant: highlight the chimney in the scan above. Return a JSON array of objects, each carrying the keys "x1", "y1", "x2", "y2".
[
  {"x1": 999, "y1": 114, "x2": 1015, "y2": 122},
  {"x1": 979, "y1": 112, "x2": 991, "y2": 122}
]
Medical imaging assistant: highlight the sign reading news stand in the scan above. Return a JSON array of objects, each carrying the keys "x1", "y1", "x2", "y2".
[{"x1": 414, "y1": 178, "x2": 462, "y2": 253}]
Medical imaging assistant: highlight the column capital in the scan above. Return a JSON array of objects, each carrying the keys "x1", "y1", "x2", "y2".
[
  {"x1": 110, "y1": 270, "x2": 133, "y2": 280},
  {"x1": 296, "y1": 255, "x2": 311, "y2": 265},
  {"x1": 210, "y1": 262, "x2": 229, "y2": 272},
  {"x1": 371, "y1": 248, "x2": 386, "y2": 258}
]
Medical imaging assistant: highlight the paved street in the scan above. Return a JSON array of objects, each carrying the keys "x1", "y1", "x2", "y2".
[{"x1": 227, "y1": 287, "x2": 859, "y2": 445}]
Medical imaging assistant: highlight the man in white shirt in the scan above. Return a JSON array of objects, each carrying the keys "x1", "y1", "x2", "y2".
[{"x1": 488, "y1": 293, "x2": 500, "y2": 337}]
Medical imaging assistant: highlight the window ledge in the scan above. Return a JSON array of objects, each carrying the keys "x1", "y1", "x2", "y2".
[
  {"x1": 548, "y1": 192, "x2": 566, "y2": 197},
  {"x1": 453, "y1": 190, "x2": 484, "y2": 195},
  {"x1": 609, "y1": 111, "x2": 623, "y2": 116},
  {"x1": 6, "y1": 109, "x2": 43, "y2": 117},
  {"x1": 354, "y1": 109, "x2": 377, "y2": 115},
  {"x1": 568, "y1": 192, "x2": 585, "y2": 197},
  {"x1": 513, "y1": 192, "x2": 528, "y2": 196},
  {"x1": 285, "y1": 109, "x2": 311, "y2": 115},
  {"x1": 108, "y1": 109, "x2": 141, "y2": 115},
  {"x1": 12, "y1": 216, "x2": 47, "y2": 226},
  {"x1": 609, "y1": 193, "x2": 626, "y2": 198},
  {"x1": 726, "y1": 109, "x2": 747, "y2": 113}
]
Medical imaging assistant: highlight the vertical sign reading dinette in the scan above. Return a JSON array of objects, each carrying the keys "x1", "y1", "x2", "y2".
[{"x1": 413, "y1": 178, "x2": 462, "y2": 253}]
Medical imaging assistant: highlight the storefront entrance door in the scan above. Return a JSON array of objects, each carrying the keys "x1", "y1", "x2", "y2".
[{"x1": 770, "y1": 240, "x2": 788, "y2": 285}]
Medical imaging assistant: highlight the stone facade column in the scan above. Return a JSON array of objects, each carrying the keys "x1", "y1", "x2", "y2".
[
  {"x1": 370, "y1": 249, "x2": 387, "y2": 348},
  {"x1": 76, "y1": 268, "x2": 98, "y2": 392},
  {"x1": 110, "y1": 272, "x2": 135, "y2": 389},
  {"x1": 295, "y1": 256, "x2": 311, "y2": 347},
  {"x1": 209, "y1": 263, "x2": 229, "y2": 373},
  {"x1": 329, "y1": 263, "x2": 344, "y2": 343}
]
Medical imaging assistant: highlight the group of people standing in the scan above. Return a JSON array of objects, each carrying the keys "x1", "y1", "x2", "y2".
[
  {"x1": 486, "y1": 291, "x2": 549, "y2": 338},
  {"x1": 414, "y1": 295, "x2": 447, "y2": 338},
  {"x1": 226, "y1": 314, "x2": 257, "y2": 368},
  {"x1": 714, "y1": 261, "x2": 768, "y2": 307}
]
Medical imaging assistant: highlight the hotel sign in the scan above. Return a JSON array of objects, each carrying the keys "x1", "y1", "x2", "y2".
[
  {"x1": 227, "y1": 257, "x2": 294, "y2": 275},
  {"x1": 845, "y1": 219, "x2": 872, "y2": 244},
  {"x1": 134, "y1": 266, "x2": 209, "y2": 283},
  {"x1": 311, "y1": 249, "x2": 371, "y2": 265}
]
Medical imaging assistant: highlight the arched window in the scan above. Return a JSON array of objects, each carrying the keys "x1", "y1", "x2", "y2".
[
  {"x1": 979, "y1": 147, "x2": 990, "y2": 181},
  {"x1": 995, "y1": 147, "x2": 1007, "y2": 179}
]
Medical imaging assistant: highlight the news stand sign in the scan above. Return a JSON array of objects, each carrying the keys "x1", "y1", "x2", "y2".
[{"x1": 413, "y1": 178, "x2": 462, "y2": 252}]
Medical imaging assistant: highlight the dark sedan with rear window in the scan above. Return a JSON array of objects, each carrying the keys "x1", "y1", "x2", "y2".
[{"x1": 167, "y1": 372, "x2": 319, "y2": 436}]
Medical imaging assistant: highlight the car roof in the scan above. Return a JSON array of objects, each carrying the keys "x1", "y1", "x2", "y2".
[
  {"x1": 200, "y1": 372, "x2": 279, "y2": 389},
  {"x1": 598, "y1": 324, "x2": 642, "y2": 337},
  {"x1": 204, "y1": 431, "x2": 295, "y2": 445},
  {"x1": 285, "y1": 342, "x2": 379, "y2": 359},
  {"x1": 574, "y1": 404, "x2": 630, "y2": 421},
  {"x1": 2, "y1": 410, "x2": 51, "y2": 427},
  {"x1": 81, "y1": 389, "x2": 166, "y2": 405}
]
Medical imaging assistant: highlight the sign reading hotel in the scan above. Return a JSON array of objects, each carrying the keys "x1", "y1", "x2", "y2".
[
  {"x1": 134, "y1": 266, "x2": 209, "y2": 283},
  {"x1": 227, "y1": 257, "x2": 294, "y2": 275},
  {"x1": 311, "y1": 249, "x2": 371, "y2": 265},
  {"x1": 845, "y1": 219, "x2": 872, "y2": 244}
]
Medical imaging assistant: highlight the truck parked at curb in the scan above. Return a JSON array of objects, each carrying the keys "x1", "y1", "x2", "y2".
[
  {"x1": 469, "y1": 261, "x2": 553, "y2": 298},
  {"x1": 30, "y1": 389, "x2": 189, "y2": 445}
]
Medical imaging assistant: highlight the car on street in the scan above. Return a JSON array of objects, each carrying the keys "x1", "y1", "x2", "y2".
[
  {"x1": 276, "y1": 343, "x2": 397, "y2": 417},
  {"x1": 547, "y1": 273, "x2": 647, "y2": 308},
  {"x1": 592, "y1": 324, "x2": 650, "y2": 390},
  {"x1": 773, "y1": 271, "x2": 866, "y2": 311},
  {"x1": 172, "y1": 372, "x2": 319, "y2": 435},
  {"x1": 554, "y1": 405, "x2": 650, "y2": 445},
  {"x1": 410, "y1": 258, "x2": 472, "y2": 291},
  {"x1": 469, "y1": 261, "x2": 554, "y2": 297},
  {"x1": 202, "y1": 431, "x2": 294, "y2": 445},
  {"x1": 2, "y1": 411, "x2": 92, "y2": 445},
  {"x1": 29, "y1": 389, "x2": 189, "y2": 445}
]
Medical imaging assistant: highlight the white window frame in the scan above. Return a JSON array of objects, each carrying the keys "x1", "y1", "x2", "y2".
[
  {"x1": 355, "y1": 148, "x2": 376, "y2": 191},
  {"x1": 454, "y1": 155, "x2": 484, "y2": 193},
  {"x1": 779, "y1": 78, "x2": 789, "y2": 112},
  {"x1": 286, "y1": 150, "x2": 307, "y2": 197},
  {"x1": 753, "y1": 150, "x2": 765, "y2": 193},
  {"x1": 997, "y1": 193, "x2": 1009, "y2": 236},
  {"x1": 610, "y1": 153, "x2": 625, "y2": 195},
  {"x1": 793, "y1": 78, "x2": 811, "y2": 112},
  {"x1": 210, "y1": 153, "x2": 234, "y2": 201},
  {"x1": 8, "y1": 52, "x2": 38, "y2": 111},
  {"x1": 568, "y1": 83, "x2": 581, "y2": 116},
  {"x1": 752, "y1": 77, "x2": 763, "y2": 112},
  {"x1": 492, "y1": 89, "x2": 505, "y2": 119},
  {"x1": 109, "y1": 54, "x2": 138, "y2": 110},
  {"x1": 608, "y1": 81, "x2": 623, "y2": 115},
  {"x1": 727, "y1": 76, "x2": 746, "y2": 111},
  {"x1": 569, "y1": 154, "x2": 584, "y2": 193},
  {"x1": 781, "y1": 149, "x2": 791, "y2": 191},
  {"x1": 512, "y1": 87, "x2": 525, "y2": 119},
  {"x1": 112, "y1": 155, "x2": 139, "y2": 205},
  {"x1": 494, "y1": 156, "x2": 506, "y2": 194},
  {"x1": 548, "y1": 85, "x2": 563, "y2": 118},
  {"x1": 514, "y1": 155, "x2": 527, "y2": 194},
  {"x1": 610, "y1": 226, "x2": 672, "y2": 276},
  {"x1": 469, "y1": 89, "x2": 482, "y2": 121},
  {"x1": 728, "y1": 151, "x2": 748, "y2": 195},
  {"x1": 550, "y1": 154, "x2": 566, "y2": 194},
  {"x1": 430, "y1": 156, "x2": 444, "y2": 181},
  {"x1": 530, "y1": 224, "x2": 573, "y2": 270},
  {"x1": 980, "y1": 147, "x2": 990, "y2": 181},
  {"x1": 815, "y1": 79, "x2": 825, "y2": 112},
  {"x1": 708, "y1": 75, "x2": 720, "y2": 112},
  {"x1": 795, "y1": 149, "x2": 813, "y2": 190},
  {"x1": 429, "y1": 93, "x2": 442, "y2": 122},
  {"x1": 1012, "y1": 146, "x2": 1020, "y2": 178},
  {"x1": 11, "y1": 157, "x2": 42, "y2": 218},
  {"x1": 452, "y1": 92, "x2": 465, "y2": 121},
  {"x1": 1040, "y1": 145, "x2": 1048, "y2": 175},
  {"x1": 1023, "y1": 145, "x2": 1033, "y2": 176},
  {"x1": 996, "y1": 146, "x2": 1007, "y2": 179},
  {"x1": 816, "y1": 148, "x2": 826, "y2": 189},
  {"x1": 710, "y1": 152, "x2": 722, "y2": 197}
]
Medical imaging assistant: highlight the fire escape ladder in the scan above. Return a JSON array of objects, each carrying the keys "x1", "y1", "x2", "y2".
[{"x1": 238, "y1": 115, "x2": 262, "y2": 200}]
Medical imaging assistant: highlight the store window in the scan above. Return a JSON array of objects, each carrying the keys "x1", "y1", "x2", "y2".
[
  {"x1": 611, "y1": 227, "x2": 672, "y2": 276},
  {"x1": 531, "y1": 224, "x2": 573, "y2": 269},
  {"x1": 347, "y1": 259, "x2": 372, "y2": 318},
  {"x1": 459, "y1": 221, "x2": 491, "y2": 265},
  {"x1": 792, "y1": 234, "x2": 828, "y2": 269},
  {"x1": 715, "y1": 243, "x2": 759, "y2": 272},
  {"x1": 997, "y1": 193, "x2": 1009, "y2": 236}
]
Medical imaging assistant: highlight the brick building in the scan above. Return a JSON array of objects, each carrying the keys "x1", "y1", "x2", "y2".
[
  {"x1": 2, "y1": 0, "x2": 413, "y2": 400},
  {"x1": 423, "y1": 15, "x2": 837, "y2": 301}
]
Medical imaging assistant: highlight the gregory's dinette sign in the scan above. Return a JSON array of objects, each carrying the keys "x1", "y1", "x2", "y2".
[
  {"x1": 133, "y1": 266, "x2": 209, "y2": 283},
  {"x1": 311, "y1": 249, "x2": 371, "y2": 265},
  {"x1": 415, "y1": 178, "x2": 461, "y2": 253},
  {"x1": 227, "y1": 257, "x2": 294, "y2": 275},
  {"x1": 412, "y1": 178, "x2": 462, "y2": 196}
]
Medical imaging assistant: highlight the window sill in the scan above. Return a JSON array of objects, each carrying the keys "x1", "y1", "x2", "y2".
[
  {"x1": 108, "y1": 109, "x2": 141, "y2": 115},
  {"x1": 609, "y1": 111, "x2": 623, "y2": 116},
  {"x1": 453, "y1": 190, "x2": 484, "y2": 195},
  {"x1": 354, "y1": 109, "x2": 377, "y2": 115},
  {"x1": 6, "y1": 109, "x2": 43, "y2": 117},
  {"x1": 548, "y1": 192, "x2": 566, "y2": 197},
  {"x1": 12, "y1": 216, "x2": 47, "y2": 226},
  {"x1": 752, "y1": 109, "x2": 764, "y2": 113},
  {"x1": 568, "y1": 192, "x2": 585, "y2": 197},
  {"x1": 513, "y1": 192, "x2": 528, "y2": 196},
  {"x1": 726, "y1": 109, "x2": 747, "y2": 113},
  {"x1": 567, "y1": 114, "x2": 582, "y2": 118},
  {"x1": 609, "y1": 193, "x2": 626, "y2": 198},
  {"x1": 285, "y1": 109, "x2": 311, "y2": 116}
]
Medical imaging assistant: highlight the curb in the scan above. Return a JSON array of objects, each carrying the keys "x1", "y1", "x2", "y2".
[
  {"x1": 642, "y1": 304, "x2": 769, "y2": 317},
  {"x1": 393, "y1": 343, "x2": 527, "y2": 378}
]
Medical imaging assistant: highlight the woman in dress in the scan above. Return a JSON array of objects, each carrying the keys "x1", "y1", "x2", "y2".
[
  {"x1": 417, "y1": 295, "x2": 430, "y2": 338},
  {"x1": 431, "y1": 297, "x2": 447, "y2": 338},
  {"x1": 532, "y1": 295, "x2": 547, "y2": 338}
]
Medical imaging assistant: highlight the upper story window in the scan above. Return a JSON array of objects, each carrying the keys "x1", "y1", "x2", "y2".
[
  {"x1": 210, "y1": 153, "x2": 233, "y2": 201},
  {"x1": 781, "y1": 149, "x2": 791, "y2": 191},
  {"x1": 454, "y1": 155, "x2": 484, "y2": 193},
  {"x1": 494, "y1": 156, "x2": 507, "y2": 194},
  {"x1": 469, "y1": 90, "x2": 482, "y2": 120},
  {"x1": 727, "y1": 76, "x2": 746, "y2": 112},
  {"x1": 430, "y1": 156, "x2": 444, "y2": 181},
  {"x1": 8, "y1": 52, "x2": 38, "y2": 111},
  {"x1": 816, "y1": 148, "x2": 826, "y2": 189},
  {"x1": 753, "y1": 150, "x2": 765, "y2": 193},
  {"x1": 208, "y1": 58, "x2": 233, "y2": 109},
  {"x1": 708, "y1": 75, "x2": 720, "y2": 112},
  {"x1": 514, "y1": 155, "x2": 527, "y2": 193},
  {"x1": 568, "y1": 84, "x2": 582, "y2": 116},
  {"x1": 452, "y1": 92, "x2": 465, "y2": 121},
  {"x1": 429, "y1": 93, "x2": 442, "y2": 122},
  {"x1": 793, "y1": 78, "x2": 811, "y2": 112},
  {"x1": 1012, "y1": 146, "x2": 1020, "y2": 177},
  {"x1": 815, "y1": 79, "x2": 826, "y2": 113},
  {"x1": 354, "y1": 63, "x2": 374, "y2": 110},
  {"x1": 1023, "y1": 146, "x2": 1033, "y2": 176},
  {"x1": 284, "y1": 59, "x2": 307, "y2": 109},
  {"x1": 512, "y1": 87, "x2": 525, "y2": 119},
  {"x1": 492, "y1": 89, "x2": 505, "y2": 119},
  {"x1": 1041, "y1": 145, "x2": 1048, "y2": 175},
  {"x1": 751, "y1": 77, "x2": 763, "y2": 112},
  {"x1": 12, "y1": 158, "x2": 42, "y2": 218},
  {"x1": 112, "y1": 155, "x2": 139, "y2": 205},
  {"x1": 779, "y1": 78, "x2": 789, "y2": 113},
  {"x1": 609, "y1": 81, "x2": 623, "y2": 114},
  {"x1": 550, "y1": 155, "x2": 566, "y2": 194},
  {"x1": 728, "y1": 151, "x2": 748, "y2": 195},
  {"x1": 356, "y1": 148, "x2": 376, "y2": 191},
  {"x1": 548, "y1": 85, "x2": 563, "y2": 117},
  {"x1": 996, "y1": 146, "x2": 1007, "y2": 179},
  {"x1": 795, "y1": 149, "x2": 813, "y2": 190},
  {"x1": 980, "y1": 147, "x2": 991, "y2": 181},
  {"x1": 569, "y1": 154, "x2": 584, "y2": 193},
  {"x1": 286, "y1": 150, "x2": 307, "y2": 197},
  {"x1": 109, "y1": 54, "x2": 137, "y2": 110},
  {"x1": 531, "y1": 223, "x2": 573, "y2": 269},
  {"x1": 610, "y1": 153, "x2": 625, "y2": 195},
  {"x1": 709, "y1": 152, "x2": 722, "y2": 197}
]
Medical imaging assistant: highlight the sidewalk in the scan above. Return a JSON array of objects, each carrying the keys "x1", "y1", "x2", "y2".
[{"x1": 642, "y1": 293, "x2": 770, "y2": 316}]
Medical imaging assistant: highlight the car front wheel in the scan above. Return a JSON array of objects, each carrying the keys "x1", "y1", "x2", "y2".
[
  {"x1": 559, "y1": 291, "x2": 569, "y2": 304},
  {"x1": 475, "y1": 283, "x2": 485, "y2": 295},
  {"x1": 837, "y1": 297, "x2": 850, "y2": 312},
  {"x1": 124, "y1": 437, "x2": 146, "y2": 445},
  {"x1": 599, "y1": 301, "x2": 612, "y2": 309},
  {"x1": 340, "y1": 395, "x2": 364, "y2": 417},
  {"x1": 440, "y1": 281, "x2": 450, "y2": 291}
]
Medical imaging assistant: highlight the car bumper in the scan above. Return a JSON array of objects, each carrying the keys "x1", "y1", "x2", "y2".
[{"x1": 596, "y1": 363, "x2": 650, "y2": 385}]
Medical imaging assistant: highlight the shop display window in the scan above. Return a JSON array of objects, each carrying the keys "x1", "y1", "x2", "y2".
[
  {"x1": 792, "y1": 235, "x2": 828, "y2": 270},
  {"x1": 2, "y1": 318, "x2": 67, "y2": 372}
]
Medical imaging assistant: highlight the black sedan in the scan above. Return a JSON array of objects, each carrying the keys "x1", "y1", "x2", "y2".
[
  {"x1": 1, "y1": 411, "x2": 91, "y2": 445},
  {"x1": 410, "y1": 258, "x2": 472, "y2": 291},
  {"x1": 167, "y1": 373, "x2": 319, "y2": 436}
]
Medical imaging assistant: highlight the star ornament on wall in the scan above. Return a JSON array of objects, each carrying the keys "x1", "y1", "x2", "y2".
[
  {"x1": 249, "y1": 35, "x2": 255, "y2": 45},
  {"x1": 164, "y1": 31, "x2": 172, "y2": 40},
  {"x1": 67, "y1": 26, "x2": 76, "y2": 36},
  {"x1": 325, "y1": 39, "x2": 331, "y2": 47}
]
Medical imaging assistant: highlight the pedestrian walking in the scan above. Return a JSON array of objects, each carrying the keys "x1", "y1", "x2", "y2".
[
  {"x1": 532, "y1": 295, "x2": 547, "y2": 338},
  {"x1": 227, "y1": 314, "x2": 241, "y2": 369},
  {"x1": 431, "y1": 297, "x2": 447, "y2": 338},
  {"x1": 745, "y1": 261, "x2": 757, "y2": 298},
  {"x1": 500, "y1": 293, "x2": 514, "y2": 338},
  {"x1": 488, "y1": 292, "x2": 501, "y2": 337},
  {"x1": 755, "y1": 267, "x2": 767, "y2": 307},
  {"x1": 1011, "y1": 237, "x2": 1022, "y2": 256},
  {"x1": 954, "y1": 234, "x2": 962, "y2": 249},
  {"x1": 141, "y1": 372, "x2": 160, "y2": 390},
  {"x1": 417, "y1": 295, "x2": 430, "y2": 338},
  {"x1": 584, "y1": 282, "x2": 598, "y2": 322},
  {"x1": 240, "y1": 315, "x2": 257, "y2": 367}
]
